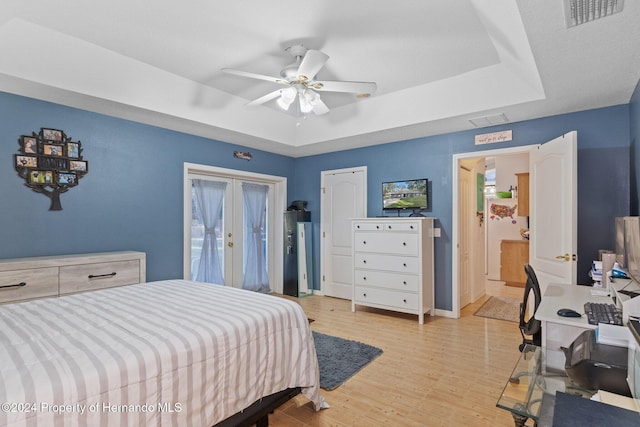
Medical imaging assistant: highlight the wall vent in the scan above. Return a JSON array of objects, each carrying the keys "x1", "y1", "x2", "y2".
[
  {"x1": 468, "y1": 113, "x2": 509, "y2": 128},
  {"x1": 564, "y1": 0, "x2": 624, "y2": 28}
]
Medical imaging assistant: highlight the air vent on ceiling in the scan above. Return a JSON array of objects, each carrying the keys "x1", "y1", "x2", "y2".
[
  {"x1": 468, "y1": 113, "x2": 509, "y2": 128},
  {"x1": 564, "y1": 0, "x2": 624, "y2": 28}
]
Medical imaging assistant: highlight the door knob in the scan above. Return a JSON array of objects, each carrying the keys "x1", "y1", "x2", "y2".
[
  {"x1": 555, "y1": 253, "x2": 571, "y2": 261},
  {"x1": 228, "y1": 242, "x2": 233, "y2": 247}
]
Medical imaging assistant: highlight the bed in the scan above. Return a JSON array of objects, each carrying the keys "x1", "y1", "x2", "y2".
[{"x1": 0, "y1": 279, "x2": 326, "y2": 426}]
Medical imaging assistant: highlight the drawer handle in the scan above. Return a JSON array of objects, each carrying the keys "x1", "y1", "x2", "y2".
[
  {"x1": 403, "y1": 263, "x2": 407, "y2": 267},
  {"x1": 0, "y1": 281, "x2": 27, "y2": 290},
  {"x1": 363, "y1": 241, "x2": 366, "y2": 245},
  {"x1": 410, "y1": 225, "x2": 414, "y2": 229},
  {"x1": 403, "y1": 299, "x2": 407, "y2": 303},
  {"x1": 88, "y1": 272, "x2": 117, "y2": 279},
  {"x1": 357, "y1": 225, "x2": 360, "y2": 229},
  {"x1": 363, "y1": 293, "x2": 367, "y2": 297},
  {"x1": 403, "y1": 281, "x2": 407, "y2": 285},
  {"x1": 363, "y1": 277, "x2": 367, "y2": 281},
  {"x1": 388, "y1": 225, "x2": 392, "y2": 229},
  {"x1": 376, "y1": 225, "x2": 380, "y2": 229},
  {"x1": 403, "y1": 242, "x2": 407, "y2": 246},
  {"x1": 363, "y1": 260, "x2": 367, "y2": 264}
]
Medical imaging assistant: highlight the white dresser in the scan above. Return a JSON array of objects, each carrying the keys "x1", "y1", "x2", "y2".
[
  {"x1": 351, "y1": 218, "x2": 435, "y2": 324},
  {"x1": 0, "y1": 251, "x2": 146, "y2": 304}
]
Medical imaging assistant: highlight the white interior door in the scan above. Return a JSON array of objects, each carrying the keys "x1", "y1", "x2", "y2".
[
  {"x1": 321, "y1": 167, "x2": 367, "y2": 299},
  {"x1": 529, "y1": 131, "x2": 578, "y2": 291},
  {"x1": 459, "y1": 166, "x2": 472, "y2": 308}
]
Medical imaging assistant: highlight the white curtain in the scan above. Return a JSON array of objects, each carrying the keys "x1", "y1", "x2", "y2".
[
  {"x1": 242, "y1": 182, "x2": 270, "y2": 292},
  {"x1": 192, "y1": 179, "x2": 227, "y2": 284}
]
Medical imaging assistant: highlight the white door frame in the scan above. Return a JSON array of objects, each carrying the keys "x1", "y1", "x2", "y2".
[
  {"x1": 183, "y1": 163, "x2": 287, "y2": 293},
  {"x1": 320, "y1": 166, "x2": 367, "y2": 297},
  {"x1": 451, "y1": 145, "x2": 537, "y2": 318}
]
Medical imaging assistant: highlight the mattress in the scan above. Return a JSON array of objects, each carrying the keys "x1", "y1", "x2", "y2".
[{"x1": 0, "y1": 279, "x2": 325, "y2": 426}]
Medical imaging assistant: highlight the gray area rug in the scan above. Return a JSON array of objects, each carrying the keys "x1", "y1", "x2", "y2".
[
  {"x1": 473, "y1": 296, "x2": 520, "y2": 323},
  {"x1": 312, "y1": 331, "x2": 383, "y2": 390}
]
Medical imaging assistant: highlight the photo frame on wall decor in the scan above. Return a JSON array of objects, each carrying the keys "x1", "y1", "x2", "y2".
[
  {"x1": 15, "y1": 155, "x2": 38, "y2": 168},
  {"x1": 21, "y1": 136, "x2": 37, "y2": 153},
  {"x1": 42, "y1": 128, "x2": 63, "y2": 142},
  {"x1": 66, "y1": 142, "x2": 79, "y2": 158},
  {"x1": 43, "y1": 144, "x2": 64, "y2": 157},
  {"x1": 69, "y1": 160, "x2": 88, "y2": 172},
  {"x1": 13, "y1": 127, "x2": 89, "y2": 211}
]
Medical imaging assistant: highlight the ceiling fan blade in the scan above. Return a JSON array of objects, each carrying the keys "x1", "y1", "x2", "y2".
[
  {"x1": 246, "y1": 89, "x2": 283, "y2": 107},
  {"x1": 296, "y1": 50, "x2": 329, "y2": 82},
  {"x1": 221, "y1": 68, "x2": 287, "y2": 85},
  {"x1": 313, "y1": 80, "x2": 377, "y2": 96},
  {"x1": 312, "y1": 98, "x2": 330, "y2": 115}
]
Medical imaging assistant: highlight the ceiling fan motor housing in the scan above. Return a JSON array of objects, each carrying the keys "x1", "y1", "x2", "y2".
[{"x1": 280, "y1": 45, "x2": 307, "y2": 80}]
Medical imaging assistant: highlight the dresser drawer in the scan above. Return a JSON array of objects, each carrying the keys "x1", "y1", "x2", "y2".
[
  {"x1": 354, "y1": 253, "x2": 419, "y2": 273},
  {"x1": 59, "y1": 260, "x2": 141, "y2": 294},
  {"x1": 353, "y1": 222, "x2": 384, "y2": 231},
  {"x1": 354, "y1": 232, "x2": 419, "y2": 255},
  {"x1": 0, "y1": 267, "x2": 58, "y2": 303},
  {"x1": 383, "y1": 222, "x2": 419, "y2": 232},
  {"x1": 354, "y1": 269, "x2": 419, "y2": 292},
  {"x1": 354, "y1": 286, "x2": 418, "y2": 310}
]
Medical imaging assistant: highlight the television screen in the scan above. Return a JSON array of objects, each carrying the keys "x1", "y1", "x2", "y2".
[{"x1": 382, "y1": 179, "x2": 428, "y2": 211}]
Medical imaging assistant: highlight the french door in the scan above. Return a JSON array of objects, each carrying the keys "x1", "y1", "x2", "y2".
[{"x1": 184, "y1": 164, "x2": 286, "y2": 292}]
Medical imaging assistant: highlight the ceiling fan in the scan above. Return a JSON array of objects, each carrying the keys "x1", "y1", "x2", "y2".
[{"x1": 222, "y1": 45, "x2": 377, "y2": 116}]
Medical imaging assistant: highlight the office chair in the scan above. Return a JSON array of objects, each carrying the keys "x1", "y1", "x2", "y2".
[{"x1": 519, "y1": 264, "x2": 542, "y2": 352}]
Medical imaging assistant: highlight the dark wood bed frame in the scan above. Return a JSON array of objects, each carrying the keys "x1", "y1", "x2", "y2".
[{"x1": 212, "y1": 387, "x2": 301, "y2": 427}]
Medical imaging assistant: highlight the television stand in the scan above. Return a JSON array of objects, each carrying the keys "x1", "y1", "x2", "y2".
[{"x1": 409, "y1": 210, "x2": 425, "y2": 217}]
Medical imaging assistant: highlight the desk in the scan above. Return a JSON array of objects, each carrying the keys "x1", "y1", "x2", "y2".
[
  {"x1": 496, "y1": 345, "x2": 594, "y2": 427},
  {"x1": 535, "y1": 284, "x2": 613, "y2": 370}
]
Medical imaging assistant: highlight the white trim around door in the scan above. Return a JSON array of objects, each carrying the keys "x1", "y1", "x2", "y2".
[
  {"x1": 183, "y1": 163, "x2": 287, "y2": 294},
  {"x1": 451, "y1": 145, "x2": 537, "y2": 318}
]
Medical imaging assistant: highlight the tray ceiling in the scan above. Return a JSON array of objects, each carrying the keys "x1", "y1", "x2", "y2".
[{"x1": 0, "y1": 0, "x2": 638, "y2": 156}]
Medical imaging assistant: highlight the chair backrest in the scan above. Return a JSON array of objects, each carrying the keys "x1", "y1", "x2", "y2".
[{"x1": 520, "y1": 264, "x2": 542, "y2": 337}]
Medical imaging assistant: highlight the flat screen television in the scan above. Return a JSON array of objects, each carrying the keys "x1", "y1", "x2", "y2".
[{"x1": 382, "y1": 179, "x2": 428, "y2": 212}]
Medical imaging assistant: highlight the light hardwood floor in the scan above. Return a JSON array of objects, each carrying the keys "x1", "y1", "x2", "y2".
[{"x1": 269, "y1": 293, "x2": 524, "y2": 427}]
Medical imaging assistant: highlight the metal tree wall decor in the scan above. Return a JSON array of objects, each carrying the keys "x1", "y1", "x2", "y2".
[{"x1": 14, "y1": 128, "x2": 89, "y2": 211}]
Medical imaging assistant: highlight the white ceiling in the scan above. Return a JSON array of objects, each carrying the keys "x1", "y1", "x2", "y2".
[{"x1": 0, "y1": 0, "x2": 638, "y2": 157}]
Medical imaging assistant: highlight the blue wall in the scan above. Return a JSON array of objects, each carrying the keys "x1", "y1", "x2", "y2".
[
  {"x1": 293, "y1": 105, "x2": 631, "y2": 311},
  {"x1": 0, "y1": 92, "x2": 295, "y2": 281},
  {"x1": 0, "y1": 90, "x2": 634, "y2": 312}
]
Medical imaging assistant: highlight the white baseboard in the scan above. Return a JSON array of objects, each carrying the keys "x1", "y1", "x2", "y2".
[{"x1": 434, "y1": 308, "x2": 457, "y2": 318}]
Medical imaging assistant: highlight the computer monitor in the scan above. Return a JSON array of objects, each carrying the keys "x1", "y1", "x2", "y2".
[
  {"x1": 624, "y1": 217, "x2": 640, "y2": 283},
  {"x1": 616, "y1": 216, "x2": 626, "y2": 268}
]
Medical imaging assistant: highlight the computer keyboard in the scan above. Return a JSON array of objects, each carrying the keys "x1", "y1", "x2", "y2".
[{"x1": 583, "y1": 302, "x2": 623, "y2": 326}]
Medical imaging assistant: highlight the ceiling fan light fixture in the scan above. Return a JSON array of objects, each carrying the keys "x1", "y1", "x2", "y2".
[
  {"x1": 277, "y1": 87, "x2": 297, "y2": 110},
  {"x1": 299, "y1": 92, "x2": 313, "y2": 114}
]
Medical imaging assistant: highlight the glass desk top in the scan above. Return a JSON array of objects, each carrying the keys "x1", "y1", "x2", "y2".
[{"x1": 496, "y1": 344, "x2": 595, "y2": 424}]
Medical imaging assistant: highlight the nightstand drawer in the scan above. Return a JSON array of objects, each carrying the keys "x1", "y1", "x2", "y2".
[
  {"x1": 59, "y1": 260, "x2": 141, "y2": 294},
  {"x1": 0, "y1": 267, "x2": 58, "y2": 303},
  {"x1": 354, "y1": 286, "x2": 418, "y2": 310}
]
